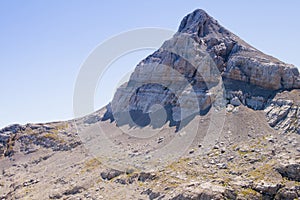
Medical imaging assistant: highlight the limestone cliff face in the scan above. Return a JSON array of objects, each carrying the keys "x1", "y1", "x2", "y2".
[
  {"x1": 178, "y1": 9, "x2": 300, "y2": 90},
  {"x1": 111, "y1": 9, "x2": 300, "y2": 131}
]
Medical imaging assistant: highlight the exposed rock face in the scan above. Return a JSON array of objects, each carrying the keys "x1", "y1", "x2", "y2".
[
  {"x1": 111, "y1": 35, "x2": 222, "y2": 129},
  {"x1": 276, "y1": 162, "x2": 300, "y2": 181},
  {"x1": 110, "y1": 9, "x2": 300, "y2": 131},
  {"x1": 0, "y1": 124, "x2": 25, "y2": 157},
  {"x1": 178, "y1": 9, "x2": 300, "y2": 90},
  {"x1": 275, "y1": 187, "x2": 300, "y2": 200},
  {"x1": 265, "y1": 90, "x2": 300, "y2": 134}
]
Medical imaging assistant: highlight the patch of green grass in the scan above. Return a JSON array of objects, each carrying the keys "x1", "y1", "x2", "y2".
[
  {"x1": 231, "y1": 144, "x2": 238, "y2": 150},
  {"x1": 55, "y1": 123, "x2": 69, "y2": 130},
  {"x1": 240, "y1": 188, "x2": 259, "y2": 197},
  {"x1": 237, "y1": 150, "x2": 249, "y2": 156},
  {"x1": 43, "y1": 133, "x2": 60, "y2": 141},
  {"x1": 248, "y1": 161, "x2": 277, "y2": 181},
  {"x1": 85, "y1": 158, "x2": 101, "y2": 168},
  {"x1": 81, "y1": 158, "x2": 101, "y2": 173}
]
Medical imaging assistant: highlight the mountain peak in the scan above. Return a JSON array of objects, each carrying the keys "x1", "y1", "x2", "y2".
[
  {"x1": 178, "y1": 9, "x2": 221, "y2": 37},
  {"x1": 178, "y1": 9, "x2": 212, "y2": 36},
  {"x1": 111, "y1": 9, "x2": 300, "y2": 131},
  {"x1": 175, "y1": 9, "x2": 300, "y2": 90}
]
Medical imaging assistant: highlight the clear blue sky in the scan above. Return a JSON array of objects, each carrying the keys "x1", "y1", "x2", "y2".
[{"x1": 1, "y1": 0, "x2": 300, "y2": 128}]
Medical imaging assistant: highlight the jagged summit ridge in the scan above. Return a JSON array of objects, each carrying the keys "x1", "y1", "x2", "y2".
[
  {"x1": 177, "y1": 9, "x2": 300, "y2": 90},
  {"x1": 178, "y1": 9, "x2": 229, "y2": 38},
  {"x1": 178, "y1": 9, "x2": 212, "y2": 36}
]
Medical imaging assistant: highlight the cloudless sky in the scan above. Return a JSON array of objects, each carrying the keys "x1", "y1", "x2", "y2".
[{"x1": 1, "y1": 0, "x2": 300, "y2": 128}]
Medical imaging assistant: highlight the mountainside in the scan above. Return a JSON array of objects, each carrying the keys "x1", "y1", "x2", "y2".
[
  {"x1": 1, "y1": 9, "x2": 300, "y2": 200},
  {"x1": 111, "y1": 9, "x2": 300, "y2": 134}
]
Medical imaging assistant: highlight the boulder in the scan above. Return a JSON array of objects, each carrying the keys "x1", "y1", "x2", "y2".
[
  {"x1": 230, "y1": 97, "x2": 241, "y2": 106},
  {"x1": 276, "y1": 162, "x2": 300, "y2": 181},
  {"x1": 100, "y1": 169, "x2": 124, "y2": 180}
]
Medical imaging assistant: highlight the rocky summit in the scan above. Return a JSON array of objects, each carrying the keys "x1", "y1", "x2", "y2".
[{"x1": 1, "y1": 9, "x2": 300, "y2": 200}]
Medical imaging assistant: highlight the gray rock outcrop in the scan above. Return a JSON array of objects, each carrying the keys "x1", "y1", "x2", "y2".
[
  {"x1": 110, "y1": 9, "x2": 300, "y2": 131},
  {"x1": 178, "y1": 9, "x2": 300, "y2": 90},
  {"x1": 276, "y1": 162, "x2": 300, "y2": 181},
  {"x1": 265, "y1": 91, "x2": 300, "y2": 134}
]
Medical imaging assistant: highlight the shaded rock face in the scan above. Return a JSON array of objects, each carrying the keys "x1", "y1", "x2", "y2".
[
  {"x1": 110, "y1": 9, "x2": 300, "y2": 131},
  {"x1": 276, "y1": 163, "x2": 300, "y2": 181},
  {"x1": 111, "y1": 33, "x2": 222, "y2": 130},
  {"x1": 128, "y1": 83, "x2": 180, "y2": 128}
]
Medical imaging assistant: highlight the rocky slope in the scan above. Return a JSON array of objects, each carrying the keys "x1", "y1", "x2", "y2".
[{"x1": 1, "y1": 9, "x2": 300, "y2": 200}]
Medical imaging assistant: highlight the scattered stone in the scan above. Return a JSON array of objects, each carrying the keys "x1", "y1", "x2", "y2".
[
  {"x1": 232, "y1": 107, "x2": 239, "y2": 113},
  {"x1": 220, "y1": 148, "x2": 226, "y2": 154},
  {"x1": 209, "y1": 159, "x2": 216, "y2": 164},
  {"x1": 226, "y1": 104, "x2": 235, "y2": 112},
  {"x1": 23, "y1": 179, "x2": 39, "y2": 187},
  {"x1": 253, "y1": 181, "x2": 281, "y2": 196},
  {"x1": 125, "y1": 168, "x2": 135, "y2": 175},
  {"x1": 275, "y1": 187, "x2": 299, "y2": 200},
  {"x1": 216, "y1": 163, "x2": 228, "y2": 169},
  {"x1": 49, "y1": 193, "x2": 62, "y2": 199},
  {"x1": 141, "y1": 189, "x2": 161, "y2": 200},
  {"x1": 115, "y1": 178, "x2": 127, "y2": 185},
  {"x1": 63, "y1": 186, "x2": 85, "y2": 195},
  {"x1": 228, "y1": 156, "x2": 234, "y2": 161},
  {"x1": 266, "y1": 136, "x2": 275, "y2": 143},
  {"x1": 138, "y1": 172, "x2": 156, "y2": 182},
  {"x1": 100, "y1": 169, "x2": 124, "y2": 180},
  {"x1": 157, "y1": 137, "x2": 164, "y2": 144},
  {"x1": 127, "y1": 173, "x2": 139, "y2": 184}
]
